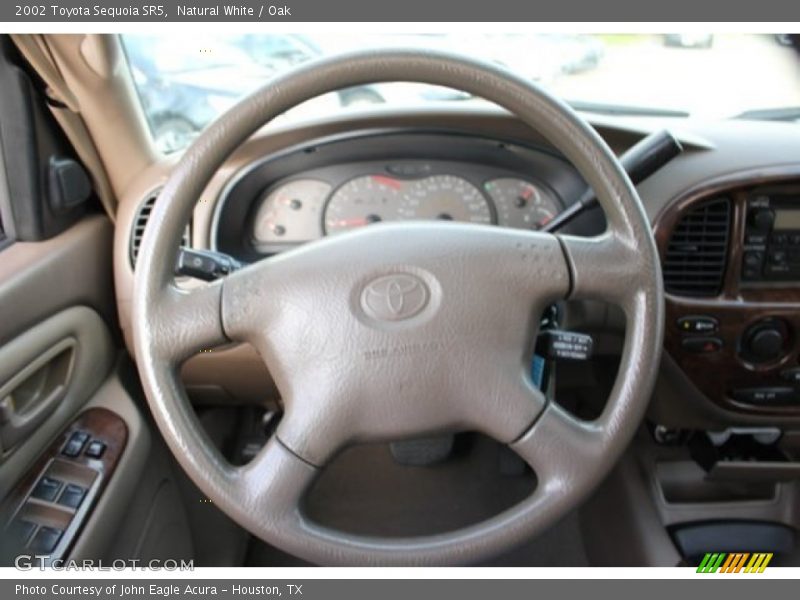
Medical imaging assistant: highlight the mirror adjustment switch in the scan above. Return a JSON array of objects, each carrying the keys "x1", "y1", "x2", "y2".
[
  {"x1": 31, "y1": 476, "x2": 62, "y2": 502},
  {"x1": 30, "y1": 526, "x2": 63, "y2": 554}
]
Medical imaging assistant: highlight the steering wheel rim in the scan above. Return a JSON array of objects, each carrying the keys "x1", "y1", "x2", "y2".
[{"x1": 132, "y1": 49, "x2": 664, "y2": 566}]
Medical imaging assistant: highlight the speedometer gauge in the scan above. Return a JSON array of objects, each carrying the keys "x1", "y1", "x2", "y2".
[
  {"x1": 400, "y1": 175, "x2": 492, "y2": 225},
  {"x1": 485, "y1": 178, "x2": 561, "y2": 230},
  {"x1": 324, "y1": 175, "x2": 405, "y2": 235}
]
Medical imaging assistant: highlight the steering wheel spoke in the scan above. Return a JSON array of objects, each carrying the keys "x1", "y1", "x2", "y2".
[
  {"x1": 235, "y1": 436, "x2": 319, "y2": 523},
  {"x1": 147, "y1": 282, "x2": 227, "y2": 364},
  {"x1": 558, "y1": 232, "x2": 645, "y2": 307},
  {"x1": 457, "y1": 364, "x2": 549, "y2": 444},
  {"x1": 510, "y1": 403, "x2": 606, "y2": 488}
]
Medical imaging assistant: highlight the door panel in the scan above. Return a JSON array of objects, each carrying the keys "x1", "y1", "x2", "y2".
[
  {"x1": 0, "y1": 215, "x2": 115, "y2": 347},
  {"x1": 0, "y1": 306, "x2": 114, "y2": 493}
]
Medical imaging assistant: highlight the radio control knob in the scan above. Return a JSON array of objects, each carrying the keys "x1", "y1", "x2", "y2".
[
  {"x1": 750, "y1": 208, "x2": 775, "y2": 233},
  {"x1": 742, "y1": 320, "x2": 786, "y2": 362}
]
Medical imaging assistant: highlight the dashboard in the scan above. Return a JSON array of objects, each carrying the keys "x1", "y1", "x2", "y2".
[
  {"x1": 211, "y1": 131, "x2": 595, "y2": 260},
  {"x1": 656, "y1": 174, "x2": 800, "y2": 420},
  {"x1": 114, "y1": 107, "x2": 800, "y2": 428}
]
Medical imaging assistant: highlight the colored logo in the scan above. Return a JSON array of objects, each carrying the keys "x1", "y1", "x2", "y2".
[{"x1": 696, "y1": 552, "x2": 773, "y2": 573}]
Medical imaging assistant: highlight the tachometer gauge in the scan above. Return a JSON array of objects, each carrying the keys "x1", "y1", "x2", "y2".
[
  {"x1": 253, "y1": 179, "x2": 331, "y2": 245},
  {"x1": 485, "y1": 178, "x2": 561, "y2": 230},
  {"x1": 324, "y1": 175, "x2": 405, "y2": 235},
  {"x1": 400, "y1": 175, "x2": 492, "y2": 225}
]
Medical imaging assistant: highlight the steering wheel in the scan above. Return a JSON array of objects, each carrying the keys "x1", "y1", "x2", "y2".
[{"x1": 132, "y1": 50, "x2": 664, "y2": 566}]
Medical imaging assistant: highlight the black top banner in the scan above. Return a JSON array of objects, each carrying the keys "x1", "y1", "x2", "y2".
[{"x1": 2, "y1": 0, "x2": 799, "y2": 22}]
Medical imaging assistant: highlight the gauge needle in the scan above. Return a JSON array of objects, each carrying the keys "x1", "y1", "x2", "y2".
[{"x1": 332, "y1": 217, "x2": 370, "y2": 227}]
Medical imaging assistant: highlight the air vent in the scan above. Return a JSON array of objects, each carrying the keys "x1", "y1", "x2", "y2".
[
  {"x1": 663, "y1": 197, "x2": 731, "y2": 297},
  {"x1": 129, "y1": 190, "x2": 190, "y2": 267}
]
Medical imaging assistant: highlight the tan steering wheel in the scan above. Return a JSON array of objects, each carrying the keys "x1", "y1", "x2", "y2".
[{"x1": 132, "y1": 49, "x2": 664, "y2": 566}]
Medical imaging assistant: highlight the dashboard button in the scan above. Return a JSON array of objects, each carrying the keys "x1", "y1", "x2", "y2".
[
  {"x1": 742, "y1": 266, "x2": 761, "y2": 280},
  {"x1": 732, "y1": 387, "x2": 797, "y2": 405},
  {"x1": 765, "y1": 263, "x2": 791, "y2": 275},
  {"x1": 750, "y1": 208, "x2": 775, "y2": 233},
  {"x1": 85, "y1": 440, "x2": 106, "y2": 458},
  {"x1": 31, "y1": 476, "x2": 62, "y2": 502},
  {"x1": 746, "y1": 234, "x2": 767, "y2": 245},
  {"x1": 62, "y1": 431, "x2": 89, "y2": 458},
  {"x1": 769, "y1": 249, "x2": 788, "y2": 264},
  {"x1": 677, "y1": 315, "x2": 718, "y2": 334},
  {"x1": 781, "y1": 367, "x2": 800, "y2": 384},
  {"x1": 681, "y1": 337, "x2": 722, "y2": 353},
  {"x1": 8, "y1": 520, "x2": 37, "y2": 544},
  {"x1": 30, "y1": 527, "x2": 63, "y2": 554},
  {"x1": 773, "y1": 233, "x2": 789, "y2": 245},
  {"x1": 743, "y1": 251, "x2": 763, "y2": 269},
  {"x1": 57, "y1": 484, "x2": 86, "y2": 509}
]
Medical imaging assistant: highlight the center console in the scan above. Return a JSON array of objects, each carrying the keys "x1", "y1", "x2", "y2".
[
  {"x1": 743, "y1": 192, "x2": 800, "y2": 284},
  {"x1": 655, "y1": 171, "x2": 800, "y2": 417}
]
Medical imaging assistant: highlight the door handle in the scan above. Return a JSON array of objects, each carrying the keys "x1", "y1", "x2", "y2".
[{"x1": 0, "y1": 338, "x2": 75, "y2": 451}]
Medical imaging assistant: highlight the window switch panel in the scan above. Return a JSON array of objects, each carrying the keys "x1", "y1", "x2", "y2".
[
  {"x1": 31, "y1": 476, "x2": 62, "y2": 502},
  {"x1": 57, "y1": 483, "x2": 86, "y2": 509}
]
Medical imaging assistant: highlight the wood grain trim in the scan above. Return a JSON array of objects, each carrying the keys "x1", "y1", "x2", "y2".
[
  {"x1": 0, "y1": 408, "x2": 127, "y2": 563},
  {"x1": 653, "y1": 165, "x2": 800, "y2": 417}
]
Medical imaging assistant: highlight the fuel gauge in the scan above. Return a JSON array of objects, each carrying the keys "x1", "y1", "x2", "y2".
[
  {"x1": 485, "y1": 178, "x2": 561, "y2": 230},
  {"x1": 253, "y1": 179, "x2": 331, "y2": 245}
]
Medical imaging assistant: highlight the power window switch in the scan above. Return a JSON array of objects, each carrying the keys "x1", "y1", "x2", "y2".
[
  {"x1": 30, "y1": 527, "x2": 62, "y2": 554},
  {"x1": 31, "y1": 476, "x2": 62, "y2": 502},
  {"x1": 8, "y1": 520, "x2": 37, "y2": 545},
  {"x1": 57, "y1": 484, "x2": 86, "y2": 509}
]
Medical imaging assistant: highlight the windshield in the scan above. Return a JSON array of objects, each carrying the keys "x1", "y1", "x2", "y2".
[{"x1": 120, "y1": 33, "x2": 800, "y2": 154}]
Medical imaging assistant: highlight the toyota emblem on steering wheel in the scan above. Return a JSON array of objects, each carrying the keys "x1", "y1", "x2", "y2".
[{"x1": 360, "y1": 273, "x2": 430, "y2": 322}]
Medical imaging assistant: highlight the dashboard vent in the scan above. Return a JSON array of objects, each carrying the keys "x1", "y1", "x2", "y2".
[
  {"x1": 663, "y1": 197, "x2": 731, "y2": 297},
  {"x1": 129, "y1": 190, "x2": 190, "y2": 267}
]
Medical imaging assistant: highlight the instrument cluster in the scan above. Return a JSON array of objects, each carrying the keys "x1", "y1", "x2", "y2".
[{"x1": 250, "y1": 161, "x2": 563, "y2": 250}]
